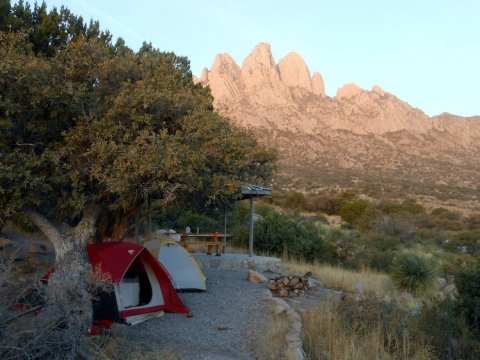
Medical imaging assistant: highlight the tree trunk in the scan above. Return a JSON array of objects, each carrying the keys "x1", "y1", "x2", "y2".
[
  {"x1": 25, "y1": 207, "x2": 100, "y2": 359},
  {"x1": 95, "y1": 203, "x2": 141, "y2": 241}
]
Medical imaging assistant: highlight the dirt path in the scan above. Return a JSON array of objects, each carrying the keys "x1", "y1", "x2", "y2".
[{"x1": 116, "y1": 268, "x2": 269, "y2": 359}]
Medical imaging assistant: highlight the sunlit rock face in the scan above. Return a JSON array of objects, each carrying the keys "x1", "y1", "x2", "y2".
[{"x1": 198, "y1": 43, "x2": 480, "y2": 198}]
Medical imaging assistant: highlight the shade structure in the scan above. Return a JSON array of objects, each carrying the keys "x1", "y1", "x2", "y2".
[
  {"x1": 144, "y1": 237, "x2": 207, "y2": 291},
  {"x1": 240, "y1": 184, "x2": 272, "y2": 257}
]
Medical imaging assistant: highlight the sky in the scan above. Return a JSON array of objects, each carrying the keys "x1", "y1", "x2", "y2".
[{"x1": 31, "y1": 1, "x2": 480, "y2": 116}]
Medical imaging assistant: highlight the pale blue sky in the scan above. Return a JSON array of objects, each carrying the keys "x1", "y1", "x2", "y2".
[{"x1": 32, "y1": 1, "x2": 480, "y2": 116}]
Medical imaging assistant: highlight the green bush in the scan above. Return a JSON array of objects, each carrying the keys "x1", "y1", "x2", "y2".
[
  {"x1": 455, "y1": 267, "x2": 480, "y2": 337},
  {"x1": 176, "y1": 211, "x2": 217, "y2": 233},
  {"x1": 418, "y1": 298, "x2": 476, "y2": 359},
  {"x1": 254, "y1": 212, "x2": 334, "y2": 262},
  {"x1": 339, "y1": 199, "x2": 369, "y2": 224},
  {"x1": 390, "y1": 252, "x2": 437, "y2": 294},
  {"x1": 283, "y1": 192, "x2": 308, "y2": 211}
]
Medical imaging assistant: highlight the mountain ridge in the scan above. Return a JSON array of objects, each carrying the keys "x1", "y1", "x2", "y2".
[{"x1": 194, "y1": 43, "x2": 480, "y2": 207}]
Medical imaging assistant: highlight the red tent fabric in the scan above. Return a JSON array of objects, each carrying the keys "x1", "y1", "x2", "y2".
[{"x1": 87, "y1": 242, "x2": 189, "y2": 320}]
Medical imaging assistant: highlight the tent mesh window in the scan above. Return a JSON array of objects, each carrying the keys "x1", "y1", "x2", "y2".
[{"x1": 122, "y1": 257, "x2": 153, "y2": 307}]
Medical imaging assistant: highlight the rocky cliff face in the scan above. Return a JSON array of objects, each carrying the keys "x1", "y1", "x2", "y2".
[{"x1": 197, "y1": 43, "x2": 480, "y2": 204}]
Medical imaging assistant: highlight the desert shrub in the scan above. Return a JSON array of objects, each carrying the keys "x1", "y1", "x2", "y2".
[
  {"x1": 377, "y1": 200, "x2": 403, "y2": 215},
  {"x1": 176, "y1": 211, "x2": 217, "y2": 233},
  {"x1": 331, "y1": 190, "x2": 359, "y2": 215},
  {"x1": 390, "y1": 252, "x2": 437, "y2": 294},
  {"x1": 254, "y1": 212, "x2": 331, "y2": 261},
  {"x1": 400, "y1": 199, "x2": 426, "y2": 215},
  {"x1": 323, "y1": 228, "x2": 365, "y2": 269},
  {"x1": 227, "y1": 202, "x2": 250, "y2": 248},
  {"x1": 418, "y1": 298, "x2": 477, "y2": 359},
  {"x1": 431, "y1": 207, "x2": 461, "y2": 220},
  {"x1": 283, "y1": 192, "x2": 308, "y2": 211},
  {"x1": 355, "y1": 205, "x2": 381, "y2": 231},
  {"x1": 306, "y1": 194, "x2": 335, "y2": 214},
  {"x1": 339, "y1": 199, "x2": 369, "y2": 224},
  {"x1": 439, "y1": 253, "x2": 478, "y2": 276},
  {"x1": 372, "y1": 215, "x2": 417, "y2": 242},
  {"x1": 452, "y1": 229, "x2": 480, "y2": 254},
  {"x1": 368, "y1": 249, "x2": 397, "y2": 273},
  {"x1": 429, "y1": 208, "x2": 463, "y2": 231},
  {"x1": 455, "y1": 267, "x2": 480, "y2": 337},
  {"x1": 465, "y1": 214, "x2": 480, "y2": 230}
]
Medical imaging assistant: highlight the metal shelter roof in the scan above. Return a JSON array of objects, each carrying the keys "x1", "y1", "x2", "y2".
[{"x1": 240, "y1": 184, "x2": 272, "y2": 199}]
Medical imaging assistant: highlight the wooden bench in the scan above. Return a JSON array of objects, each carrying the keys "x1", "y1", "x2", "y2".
[{"x1": 180, "y1": 232, "x2": 231, "y2": 256}]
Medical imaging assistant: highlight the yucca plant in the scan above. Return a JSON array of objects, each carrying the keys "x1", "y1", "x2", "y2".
[{"x1": 391, "y1": 252, "x2": 437, "y2": 294}]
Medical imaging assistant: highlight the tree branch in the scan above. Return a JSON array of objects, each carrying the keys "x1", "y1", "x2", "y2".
[{"x1": 25, "y1": 210, "x2": 65, "y2": 254}]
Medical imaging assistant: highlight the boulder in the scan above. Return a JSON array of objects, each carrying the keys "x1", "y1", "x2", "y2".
[
  {"x1": 274, "y1": 305, "x2": 286, "y2": 315},
  {"x1": 247, "y1": 269, "x2": 267, "y2": 283}
]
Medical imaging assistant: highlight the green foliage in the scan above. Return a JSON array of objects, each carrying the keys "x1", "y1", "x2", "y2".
[
  {"x1": 339, "y1": 199, "x2": 369, "y2": 224},
  {"x1": 455, "y1": 267, "x2": 480, "y2": 337},
  {"x1": 418, "y1": 298, "x2": 477, "y2": 359},
  {"x1": 390, "y1": 252, "x2": 437, "y2": 294},
  {"x1": 331, "y1": 190, "x2": 359, "y2": 215},
  {"x1": 0, "y1": 3, "x2": 276, "y2": 237},
  {"x1": 283, "y1": 192, "x2": 308, "y2": 211},
  {"x1": 176, "y1": 211, "x2": 217, "y2": 233},
  {"x1": 399, "y1": 198, "x2": 425, "y2": 215},
  {"x1": 254, "y1": 212, "x2": 334, "y2": 262}
]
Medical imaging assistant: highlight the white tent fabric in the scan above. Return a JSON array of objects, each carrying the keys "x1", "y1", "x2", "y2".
[{"x1": 145, "y1": 238, "x2": 207, "y2": 291}]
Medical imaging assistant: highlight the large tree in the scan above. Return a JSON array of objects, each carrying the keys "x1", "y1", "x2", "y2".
[{"x1": 0, "y1": 2, "x2": 275, "y2": 357}]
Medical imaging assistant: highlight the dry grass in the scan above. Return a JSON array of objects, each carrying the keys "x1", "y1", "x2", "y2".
[
  {"x1": 282, "y1": 258, "x2": 395, "y2": 299},
  {"x1": 256, "y1": 308, "x2": 291, "y2": 360},
  {"x1": 303, "y1": 303, "x2": 433, "y2": 360}
]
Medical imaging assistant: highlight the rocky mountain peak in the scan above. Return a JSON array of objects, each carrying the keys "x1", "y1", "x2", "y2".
[
  {"x1": 371, "y1": 85, "x2": 386, "y2": 96},
  {"x1": 199, "y1": 67, "x2": 209, "y2": 84},
  {"x1": 195, "y1": 43, "x2": 480, "y2": 201},
  {"x1": 336, "y1": 83, "x2": 363, "y2": 99},
  {"x1": 241, "y1": 42, "x2": 276, "y2": 70},
  {"x1": 277, "y1": 52, "x2": 312, "y2": 91},
  {"x1": 311, "y1": 72, "x2": 325, "y2": 97}
]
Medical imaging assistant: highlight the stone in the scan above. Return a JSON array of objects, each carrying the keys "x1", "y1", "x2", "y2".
[
  {"x1": 336, "y1": 83, "x2": 363, "y2": 98},
  {"x1": 217, "y1": 325, "x2": 229, "y2": 330},
  {"x1": 278, "y1": 52, "x2": 312, "y2": 91},
  {"x1": 311, "y1": 72, "x2": 325, "y2": 96},
  {"x1": 247, "y1": 269, "x2": 267, "y2": 283},
  {"x1": 195, "y1": 42, "x2": 479, "y2": 201},
  {"x1": 398, "y1": 292, "x2": 419, "y2": 311},
  {"x1": 307, "y1": 278, "x2": 323, "y2": 289},
  {"x1": 290, "y1": 319, "x2": 302, "y2": 332},
  {"x1": 288, "y1": 346, "x2": 307, "y2": 360},
  {"x1": 286, "y1": 309, "x2": 302, "y2": 323},
  {"x1": 285, "y1": 330, "x2": 301, "y2": 343},
  {"x1": 350, "y1": 282, "x2": 365, "y2": 295},
  {"x1": 270, "y1": 297, "x2": 290, "y2": 309},
  {"x1": 443, "y1": 284, "x2": 457, "y2": 295},
  {"x1": 350, "y1": 282, "x2": 366, "y2": 301},
  {"x1": 436, "y1": 277, "x2": 448, "y2": 289},
  {"x1": 371, "y1": 85, "x2": 386, "y2": 96},
  {"x1": 274, "y1": 305, "x2": 286, "y2": 315}
]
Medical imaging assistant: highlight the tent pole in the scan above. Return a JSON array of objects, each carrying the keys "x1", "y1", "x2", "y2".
[
  {"x1": 223, "y1": 205, "x2": 227, "y2": 254},
  {"x1": 145, "y1": 195, "x2": 151, "y2": 242},
  {"x1": 249, "y1": 197, "x2": 254, "y2": 257}
]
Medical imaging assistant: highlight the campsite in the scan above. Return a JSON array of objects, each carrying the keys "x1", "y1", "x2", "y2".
[{"x1": 3, "y1": 1, "x2": 480, "y2": 359}]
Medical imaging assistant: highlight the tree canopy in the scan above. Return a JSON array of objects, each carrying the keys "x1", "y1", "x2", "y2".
[{"x1": 0, "y1": 0, "x2": 276, "y2": 238}]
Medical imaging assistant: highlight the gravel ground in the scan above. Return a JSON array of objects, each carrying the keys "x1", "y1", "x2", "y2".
[{"x1": 116, "y1": 268, "x2": 270, "y2": 360}]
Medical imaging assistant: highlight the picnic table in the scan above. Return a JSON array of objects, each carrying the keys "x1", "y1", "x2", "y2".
[{"x1": 180, "y1": 232, "x2": 231, "y2": 256}]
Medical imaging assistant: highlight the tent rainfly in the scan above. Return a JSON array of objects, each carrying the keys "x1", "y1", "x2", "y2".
[
  {"x1": 17, "y1": 242, "x2": 190, "y2": 326},
  {"x1": 144, "y1": 237, "x2": 207, "y2": 291},
  {"x1": 240, "y1": 184, "x2": 272, "y2": 257},
  {"x1": 86, "y1": 242, "x2": 190, "y2": 325}
]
